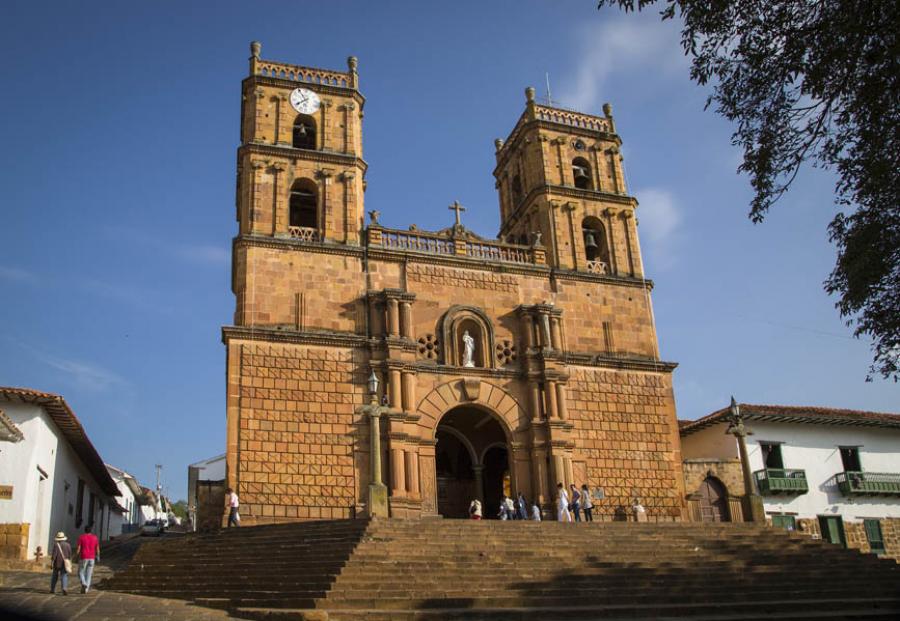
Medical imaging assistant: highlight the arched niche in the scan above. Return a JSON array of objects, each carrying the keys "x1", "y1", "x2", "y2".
[{"x1": 439, "y1": 305, "x2": 495, "y2": 368}]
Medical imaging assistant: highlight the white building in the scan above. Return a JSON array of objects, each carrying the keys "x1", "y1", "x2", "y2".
[
  {"x1": 0, "y1": 387, "x2": 121, "y2": 561},
  {"x1": 105, "y1": 464, "x2": 144, "y2": 536},
  {"x1": 187, "y1": 453, "x2": 226, "y2": 531},
  {"x1": 681, "y1": 403, "x2": 900, "y2": 559}
]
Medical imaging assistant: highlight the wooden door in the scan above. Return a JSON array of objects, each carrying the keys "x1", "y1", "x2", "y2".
[
  {"x1": 818, "y1": 516, "x2": 846, "y2": 546},
  {"x1": 698, "y1": 476, "x2": 730, "y2": 522}
]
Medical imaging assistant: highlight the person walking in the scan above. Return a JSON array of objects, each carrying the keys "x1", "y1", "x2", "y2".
[
  {"x1": 516, "y1": 493, "x2": 528, "y2": 521},
  {"x1": 581, "y1": 484, "x2": 594, "y2": 522},
  {"x1": 225, "y1": 487, "x2": 240, "y2": 527},
  {"x1": 75, "y1": 525, "x2": 100, "y2": 593},
  {"x1": 569, "y1": 484, "x2": 582, "y2": 522},
  {"x1": 504, "y1": 494, "x2": 516, "y2": 520},
  {"x1": 556, "y1": 483, "x2": 572, "y2": 522},
  {"x1": 50, "y1": 531, "x2": 72, "y2": 595},
  {"x1": 531, "y1": 502, "x2": 542, "y2": 521},
  {"x1": 468, "y1": 498, "x2": 483, "y2": 520}
]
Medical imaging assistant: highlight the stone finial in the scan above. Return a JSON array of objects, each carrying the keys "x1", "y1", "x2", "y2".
[
  {"x1": 525, "y1": 86, "x2": 536, "y2": 103},
  {"x1": 602, "y1": 102, "x2": 612, "y2": 117},
  {"x1": 368, "y1": 210, "x2": 381, "y2": 225},
  {"x1": 250, "y1": 41, "x2": 262, "y2": 58},
  {"x1": 348, "y1": 56, "x2": 358, "y2": 72},
  {"x1": 531, "y1": 231, "x2": 543, "y2": 247},
  {"x1": 494, "y1": 138, "x2": 504, "y2": 151}
]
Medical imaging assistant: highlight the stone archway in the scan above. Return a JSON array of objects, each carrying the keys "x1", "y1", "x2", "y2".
[
  {"x1": 435, "y1": 406, "x2": 510, "y2": 519},
  {"x1": 417, "y1": 379, "x2": 525, "y2": 517}
]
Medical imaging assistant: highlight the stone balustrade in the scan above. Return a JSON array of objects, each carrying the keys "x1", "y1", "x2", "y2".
[{"x1": 373, "y1": 227, "x2": 543, "y2": 265}]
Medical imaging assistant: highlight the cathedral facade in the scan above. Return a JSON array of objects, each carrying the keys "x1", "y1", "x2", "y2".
[{"x1": 223, "y1": 43, "x2": 685, "y2": 523}]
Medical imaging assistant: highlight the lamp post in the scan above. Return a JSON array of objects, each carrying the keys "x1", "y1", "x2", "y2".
[
  {"x1": 364, "y1": 370, "x2": 389, "y2": 517},
  {"x1": 725, "y1": 397, "x2": 765, "y2": 523}
]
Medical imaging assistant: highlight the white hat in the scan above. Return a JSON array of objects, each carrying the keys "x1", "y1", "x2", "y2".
[{"x1": 54, "y1": 532, "x2": 67, "y2": 541}]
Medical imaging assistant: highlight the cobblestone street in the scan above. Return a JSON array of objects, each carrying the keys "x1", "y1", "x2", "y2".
[{"x1": 0, "y1": 534, "x2": 246, "y2": 621}]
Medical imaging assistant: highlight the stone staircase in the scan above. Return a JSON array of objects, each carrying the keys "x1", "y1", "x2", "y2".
[{"x1": 103, "y1": 518, "x2": 900, "y2": 620}]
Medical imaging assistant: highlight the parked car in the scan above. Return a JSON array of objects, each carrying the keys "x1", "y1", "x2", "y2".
[{"x1": 141, "y1": 519, "x2": 164, "y2": 536}]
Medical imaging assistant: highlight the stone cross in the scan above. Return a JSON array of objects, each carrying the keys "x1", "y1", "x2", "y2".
[{"x1": 448, "y1": 201, "x2": 466, "y2": 226}]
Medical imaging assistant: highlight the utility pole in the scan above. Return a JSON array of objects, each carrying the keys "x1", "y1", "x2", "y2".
[{"x1": 155, "y1": 464, "x2": 163, "y2": 519}]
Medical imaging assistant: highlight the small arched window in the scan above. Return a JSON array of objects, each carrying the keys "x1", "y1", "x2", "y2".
[
  {"x1": 511, "y1": 175, "x2": 523, "y2": 204},
  {"x1": 292, "y1": 114, "x2": 317, "y2": 150},
  {"x1": 582, "y1": 216, "x2": 610, "y2": 273},
  {"x1": 572, "y1": 157, "x2": 593, "y2": 190},
  {"x1": 289, "y1": 179, "x2": 318, "y2": 232}
]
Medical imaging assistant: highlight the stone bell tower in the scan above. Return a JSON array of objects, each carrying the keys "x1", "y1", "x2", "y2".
[
  {"x1": 236, "y1": 41, "x2": 367, "y2": 246},
  {"x1": 493, "y1": 88, "x2": 644, "y2": 278}
]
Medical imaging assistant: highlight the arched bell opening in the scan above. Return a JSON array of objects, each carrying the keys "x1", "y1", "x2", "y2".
[
  {"x1": 572, "y1": 157, "x2": 593, "y2": 190},
  {"x1": 434, "y1": 405, "x2": 511, "y2": 519},
  {"x1": 292, "y1": 114, "x2": 317, "y2": 150},
  {"x1": 582, "y1": 216, "x2": 611, "y2": 273}
]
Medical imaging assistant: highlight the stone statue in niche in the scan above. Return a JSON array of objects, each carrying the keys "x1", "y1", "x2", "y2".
[{"x1": 462, "y1": 330, "x2": 476, "y2": 367}]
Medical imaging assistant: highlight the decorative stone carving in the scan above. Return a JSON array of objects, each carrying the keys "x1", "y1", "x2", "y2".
[
  {"x1": 417, "y1": 334, "x2": 440, "y2": 360},
  {"x1": 495, "y1": 340, "x2": 517, "y2": 365},
  {"x1": 461, "y1": 378, "x2": 481, "y2": 401}
]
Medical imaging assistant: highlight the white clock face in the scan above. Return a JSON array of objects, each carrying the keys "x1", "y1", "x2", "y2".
[{"x1": 290, "y1": 88, "x2": 320, "y2": 114}]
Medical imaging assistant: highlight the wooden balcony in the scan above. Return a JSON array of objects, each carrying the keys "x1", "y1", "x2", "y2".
[
  {"x1": 753, "y1": 468, "x2": 809, "y2": 495},
  {"x1": 836, "y1": 471, "x2": 900, "y2": 496}
]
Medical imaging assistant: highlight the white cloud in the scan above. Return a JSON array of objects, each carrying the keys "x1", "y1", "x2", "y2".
[
  {"x1": 102, "y1": 225, "x2": 227, "y2": 268},
  {"x1": 557, "y1": 12, "x2": 687, "y2": 113},
  {"x1": 0, "y1": 265, "x2": 39, "y2": 284},
  {"x1": 38, "y1": 353, "x2": 129, "y2": 392},
  {"x1": 634, "y1": 187, "x2": 682, "y2": 269}
]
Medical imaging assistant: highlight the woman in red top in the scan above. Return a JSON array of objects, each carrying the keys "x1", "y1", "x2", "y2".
[{"x1": 75, "y1": 525, "x2": 100, "y2": 593}]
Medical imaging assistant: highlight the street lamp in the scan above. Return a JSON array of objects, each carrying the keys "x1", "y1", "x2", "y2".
[
  {"x1": 725, "y1": 396, "x2": 764, "y2": 523},
  {"x1": 363, "y1": 368, "x2": 388, "y2": 517}
]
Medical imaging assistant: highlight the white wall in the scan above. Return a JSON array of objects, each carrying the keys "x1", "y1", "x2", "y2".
[
  {"x1": 745, "y1": 422, "x2": 900, "y2": 522},
  {"x1": 0, "y1": 402, "x2": 60, "y2": 559},
  {"x1": 0, "y1": 401, "x2": 117, "y2": 559}
]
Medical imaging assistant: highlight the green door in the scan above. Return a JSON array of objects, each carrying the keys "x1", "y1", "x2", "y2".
[
  {"x1": 818, "y1": 515, "x2": 846, "y2": 546},
  {"x1": 864, "y1": 519, "x2": 885, "y2": 554}
]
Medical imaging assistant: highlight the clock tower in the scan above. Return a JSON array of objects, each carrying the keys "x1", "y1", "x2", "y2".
[{"x1": 236, "y1": 41, "x2": 367, "y2": 245}]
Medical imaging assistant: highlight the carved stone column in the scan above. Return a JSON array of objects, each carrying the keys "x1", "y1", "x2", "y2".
[
  {"x1": 603, "y1": 207, "x2": 619, "y2": 275},
  {"x1": 545, "y1": 380, "x2": 559, "y2": 419},
  {"x1": 519, "y1": 311, "x2": 534, "y2": 349},
  {"x1": 340, "y1": 170, "x2": 356, "y2": 244},
  {"x1": 388, "y1": 368, "x2": 402, "y2": 409},
  {"x1": 405, "y1": 450, "x2": 420, "y2": 499},
  {"x1": 271, "y1": 162, "x2": 287, "y2": 236},
  {"x1": 550, "y1": 316, "x2": 563, "y2": 351},
  {"x1": 391, "y1": 447, "x2": 406, "y2": 497},
  {"x1": 555, "y1": 383, "x2": 569, "y2": 421},
  {"x1": 386, "y1": 299, "x2": 400, "y2": 336},
  {"x1": 401, "y1": 370, "x2": 416, "y2": 413},
  {"x1": 399, "y1": 301, "x2": 412, "y2": 338},
  {"x1": 531, "y1": 447, "x2": 549, "y2": 506},
  {"x1": 540, "y1": 314, "x2": 552, "y2": 349},
  {"x1": 472, "y1": 464, "x2": 485, "y2": 504},
  {"x1": 529, "y1": 383, "x2": 542, "y2": 421},
  {"x1": 553, "y1": 454, "x2": 566, "y2": 489}
]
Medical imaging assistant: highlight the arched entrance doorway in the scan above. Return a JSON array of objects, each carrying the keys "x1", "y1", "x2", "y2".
[
  {"x1": 697, "y1": 476, "x2": 730, "y2": 522},
  {"x1": 435, "y1": 406, "x2": 510, "y2": 519}
]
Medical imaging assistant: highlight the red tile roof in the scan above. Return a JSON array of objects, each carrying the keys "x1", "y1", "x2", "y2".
[
  {"x1": 0, "y1": 387, "x2": 120, "y2": 496},
  {"x1": 680, "y1": 403, "x2": 900, "y2": 436}
]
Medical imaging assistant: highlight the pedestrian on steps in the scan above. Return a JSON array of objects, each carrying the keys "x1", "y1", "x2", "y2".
[
  {"x1": 225, "y1": 487, "x2": 240, "y2": 527},
  {"x1": 516, "y1": 493, "x2": 528, "y2": 521},
  {"x1": 531, "y1": 502, "x2": 542, "y2": 521},
  {"x1": 469, "y1": 498, "x2": 482, "y2": 520},
  {"x1": 581, "y1": 484, "x2": 594, "y2": 522},
  {"x1": 557, "y1": 483, "x2": 572, "y2": 522},
  {"x1": 75, "y1": 525, "x2": 100, "y2": 593},
  {"x1": 50, "y1": 531, "x2": 72, "y2": 595},
  {"x1": 504, "y1": 494, "x2": 516, "y2": 520},
  {"x1": 569, "y1": 484, "x2": 582, "y2": 522}
]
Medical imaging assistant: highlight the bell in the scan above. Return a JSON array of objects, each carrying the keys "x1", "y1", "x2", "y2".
[
  {"x1": 584, "y1": 231, "x2": 598, "y2": 249},
  {"x1": 573, "y1": 166, "x2": 589, "y2": 180},
  {"x1": 296, "y1": 124, "x2": 308, "y2": 136}
]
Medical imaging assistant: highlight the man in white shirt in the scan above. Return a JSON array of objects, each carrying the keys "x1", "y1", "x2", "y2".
[
  {"x1": 225, "y1": 487, "x2": 240, "y2": 527},
  {"x1": 557, "y1": 482, "x2": 572, "y2": 522}
]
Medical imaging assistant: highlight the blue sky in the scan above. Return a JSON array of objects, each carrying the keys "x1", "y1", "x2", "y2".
[{"x1": 1, "y1": 1, "x2": 896, "y2": 500}]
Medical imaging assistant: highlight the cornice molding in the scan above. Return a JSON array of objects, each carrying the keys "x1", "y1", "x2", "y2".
[
  {"x1": 222, "y1": 325, "x2": 366, "y2": 348},
  {"x1": 243, "y1": 75, "x2": 366, "y2": 107},
  {"x1": 563, "y1": 352, "x2": 678, "y2": 373},
  {"x1": 239, "y1": 143, "x2": 368, "y2": 172},
  {"x1": 234, "y1": 235, "x2": 366, "y2": 258}
]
